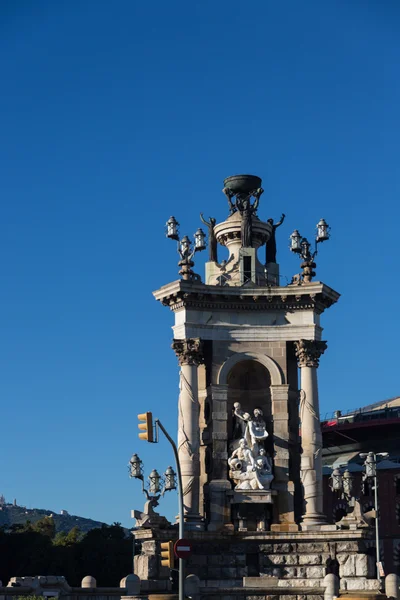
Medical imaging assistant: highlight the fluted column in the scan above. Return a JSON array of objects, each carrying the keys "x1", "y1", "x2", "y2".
[
  {"x1": 172, "y1": 338, "x2": 204, "y2": 530},
  {"x1": 294, "y1": 339, "x2": 327, "y2": 528}
]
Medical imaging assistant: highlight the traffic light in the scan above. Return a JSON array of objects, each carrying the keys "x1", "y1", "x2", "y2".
[
  {"x1": 160, "y1": 540, "x2": 174, "y2": 568},
  {"x1": 138, "y1": 412, "x2": 154, "y2": 442}
]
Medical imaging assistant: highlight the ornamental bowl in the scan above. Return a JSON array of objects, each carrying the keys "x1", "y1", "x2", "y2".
[{"x1": 223, "y1": 174, "x2": 262, "y2": 194}]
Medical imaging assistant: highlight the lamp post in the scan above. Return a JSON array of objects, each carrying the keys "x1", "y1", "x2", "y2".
[
  {"x1": 129, "y1": 455, "x2": 177, "y2": 501},
  {"x1": 359, "y1": 451, "x2": 389, "y2": 582},
  {"x1": 289, "y1": 219, "x2": 330, "y2": 283},
  {"x1": 132, "y1": 417, "x2": 186, "y2": 600},
  {"x1": 166, "y1": 217, "x2": 206, "y2": 281}
]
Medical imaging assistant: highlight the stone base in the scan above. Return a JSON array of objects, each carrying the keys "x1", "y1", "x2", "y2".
[
  {"x1": 134, "y1": 525, "x2": 376, "y2": 598},
  {"x1": 270, "y1": 523, "x2": 300, "y2": 532}
]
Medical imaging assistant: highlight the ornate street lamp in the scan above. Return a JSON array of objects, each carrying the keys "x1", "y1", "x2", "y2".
[
  {"x1": 164, "y1": 466, "x2": 177, "y2": 492},
  {"x1": 289, "y1": 229, "x2": 302, "y2": 253},
  {"x1": 316, "y1": 218, "x2": 330, "y2": 243},
  {"x1": 194, "y1": 228, "x2": 206, "y2": 252},
  {"x1": 166, "y1": 216, "x2": 180, "y2": 241},
  {"x1": 128, "y1": 456, "x2": 178, "y2": 503},
  {"x1": 329, "y1": 467, "x2": 343, "y2": 494},
  {"x1": 129, "y1": 453, "x2": 143, "y2": 479},
  {"x1": 359, "y1": 451, "x2": 389, "y2": 582},
  {"x1": 166, "y1": 218, "x2": 206, "y2": 281},
  {"x1": 148, "y1": 469, "x2": 162, "y2": 494},
  {"x1": 289, "y1": 218, "x2": 330, "y2": 283}
]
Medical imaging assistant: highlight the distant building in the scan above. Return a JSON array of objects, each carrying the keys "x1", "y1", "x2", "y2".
[
  {"x1": 322, "y1": 396, "x2": 400, "y2": 575},
  {"x1": 60, "y1": 510, "x2": 69, "y2": 516}
]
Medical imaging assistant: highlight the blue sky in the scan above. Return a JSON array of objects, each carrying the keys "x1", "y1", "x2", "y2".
[{"x1": 1, "y1": 1, "x2": 399, "y2": 527}]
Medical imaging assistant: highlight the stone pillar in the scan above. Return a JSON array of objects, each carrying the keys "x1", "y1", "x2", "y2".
[
  {"x1": 270, "y1": 384, "x2": 298, "y2": 531},
  {"x1": 172, "y1": 338, "x2": 204, "y2": 530},
  {"x1": 294, "y1": 339, "x2": 327, "y2": 528},
  {"x1": 208, "y1": 383, "x2": 231, "y2": 531}
]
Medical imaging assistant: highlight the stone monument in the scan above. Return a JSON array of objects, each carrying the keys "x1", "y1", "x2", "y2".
[{"x1": 134, "y1": 174, "x2": 378, "y2": 598}]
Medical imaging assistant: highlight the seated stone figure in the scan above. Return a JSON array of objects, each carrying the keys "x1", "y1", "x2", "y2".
[
  {"x1": 228, "y1": 438, "x2": 254, "y2": 472},
  {"x1": 253, "y1": 448, "x2": 274, "y2": 490}
]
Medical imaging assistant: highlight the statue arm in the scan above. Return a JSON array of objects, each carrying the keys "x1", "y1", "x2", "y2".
[
  {"x1": 274, "y1": 213, "x2": 286, "y2": 228},
  {"x1": 200, "y1": 213, "x2": 210, "y2": 227}
]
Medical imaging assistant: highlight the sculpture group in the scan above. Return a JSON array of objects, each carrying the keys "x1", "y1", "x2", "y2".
[{"x1": 228, "y1": 403, "x2": 274, "y2": 490}]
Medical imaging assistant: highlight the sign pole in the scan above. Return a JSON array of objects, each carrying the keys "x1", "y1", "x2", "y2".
[{"x1": 156, "y1": 420, "x2": 185, "y2": 600}]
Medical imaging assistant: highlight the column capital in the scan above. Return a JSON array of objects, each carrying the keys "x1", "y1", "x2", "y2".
[
  {"x1": 294, "y1": 339, "x2": 327, "y2": 368},
  {"x1": 172, "y1": 338, "x2": 204, "y2": 366}
]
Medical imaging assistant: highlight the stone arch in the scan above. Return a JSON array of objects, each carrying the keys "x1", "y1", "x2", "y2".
[{"x1": 218, "y1": 352, "x2": 284, "y2": 386}]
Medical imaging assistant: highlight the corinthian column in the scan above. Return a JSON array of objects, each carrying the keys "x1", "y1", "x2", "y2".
[
  {"x1": 294, "y1": 339, "x2": 327, "y2": 529},
  {"x1": 172, "y1": 338, "x2": 204, "y2": 530}
]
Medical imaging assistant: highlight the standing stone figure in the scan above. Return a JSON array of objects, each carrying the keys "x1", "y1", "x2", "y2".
[
  {"x1": 232, "y1": 402, "x2": 251, "y2": 438},
  {"x1": 200, "y1": 214, "x2": 218, "y2": 262},
  {"x1": 266, "y1": 214, "x2": 285, "y2": 263},
  {"x1": 236, "y1": 194, "x2": 257, "y2": 248}
]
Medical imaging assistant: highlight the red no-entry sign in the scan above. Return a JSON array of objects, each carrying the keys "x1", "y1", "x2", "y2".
[{"x1": 174, "y1": 538, "x2": 192, "y2": 559}]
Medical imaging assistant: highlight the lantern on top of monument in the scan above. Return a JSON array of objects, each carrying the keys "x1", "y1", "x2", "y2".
[
  {"x1": 289, "y1": 230, "x2": 302, "y2": 253},
  {"x1": 329, "y1": 467, "x2": 343, "y2": 493},
  {"x1": 342, "y1": 468, "x2": 354, "y2": 499},
  {"x1": 148, "y1": 469, "x2": 162, "y2": 494},
  {"x1": 166, "y1": 216, "x2": 180, "y2": 241},
  {"x1": 164, "y1": 466, "x2": 177, "y2": 492},
  {"x1": 194, "y1": 227, "x2": 206, "y2": 252},
  {"x1": 129, "y1": 453, "x2": 143, "y2": 479},
  {"x1": 316, "y1": 218, "x2": 330, "y2": 243}
]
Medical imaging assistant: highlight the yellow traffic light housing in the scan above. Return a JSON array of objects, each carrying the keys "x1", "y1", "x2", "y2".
[
  {"x1": 138, "y1": 412, "x2": 154, "y2": 442},
  {"x1": 160, "y1": 540, "x2": 174, "y2": 568}
]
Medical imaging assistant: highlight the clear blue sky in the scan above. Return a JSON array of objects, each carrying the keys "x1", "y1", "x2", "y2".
[{"x1": 1, "y1": 1, "x2": 399, "y2": 528}]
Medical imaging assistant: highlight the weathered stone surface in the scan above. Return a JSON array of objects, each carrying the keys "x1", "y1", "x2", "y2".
[
  {"x1": 283, "y1": 567, "x2": 297, "y2": 578},
  {"x1": 260, "y1": 568, "x2": 282, "y2": 578},
  {"x1": 237, "y1": 567, "x2": 248, "y2": 578},
  {"x1": 355, "y1": 554, "x2": 369, "y2": 576},
  {"x1": 134, "y1": 554, "x2": 158, "y2": 580},
  {"x1": 306, "y1": 566, "x2": 326, "y2": 579},
  {"x1": 259, "y1": 544, "x2": 274, "y2": 553},
  {"x1": 342, "y1": 577, "x2": 379, "y2": 591},
  {"x1": 208, "y1": 555, "x2": 223, "y2": 565},
  {"x1": 336, "y1": 542, "x2": 359, "y2": 552},
  {"x1": 267, "y1": 555, "x2": 285, "y2": 565},
  {"x1": 338, "y1": 555, "x2": 355, "y2": 577},
  {"x1": 277, "y1": 579, "x2": 323, "y2": 588},
  {"x1": 236, "y1": 554, "x2": 247, "y2": 567},
  {"x1": 297, "y1": 543, "x2": 329, "y2": 553},
  {"x1": 284, "y1": 554, "x2": 298, "y2": 565},
  {"x1": 222, "y1": 567, "x2": 237, "y2": 578},
  {"x1": 274, "y1": 543, "x2": 296, "y2": 553},
  {"x1": 244, "y1": 577, "x2": 278, "y2": 588},
  {"x1": 298, "y1": 554, "x2": 322, "y2": 565}
]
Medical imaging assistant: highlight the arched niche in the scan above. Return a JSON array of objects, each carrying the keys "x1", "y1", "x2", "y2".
[
  {"x1": 218, "y1": 352, "x2": 284, "y2": 387},
  {"x1": 221, "y1": 356, "x2": 279, "y2": 455}
]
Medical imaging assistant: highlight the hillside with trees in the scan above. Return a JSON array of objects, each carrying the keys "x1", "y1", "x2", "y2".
[{"x1": 0, "y1": 518, "x2": 133, "y2": 586}]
